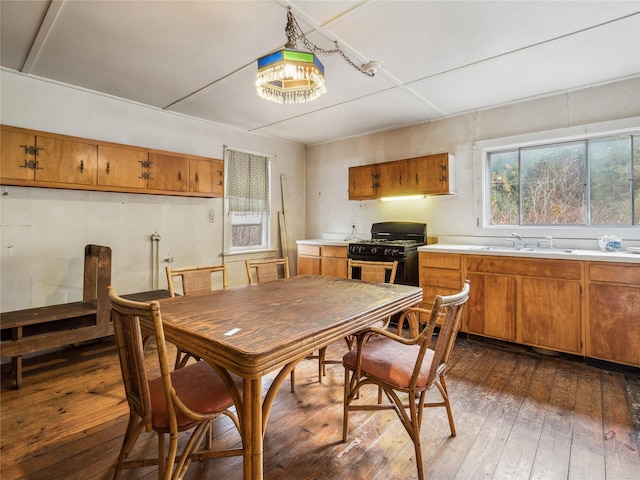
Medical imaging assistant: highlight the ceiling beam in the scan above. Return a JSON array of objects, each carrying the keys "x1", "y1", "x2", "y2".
[{"x1": 22, "y1": 0, "x2": 65, "y2": 73}]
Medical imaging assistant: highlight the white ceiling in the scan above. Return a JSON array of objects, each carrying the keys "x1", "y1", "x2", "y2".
[{"x1": 1, "y1": 0, "x2": 639, "y2": 145}]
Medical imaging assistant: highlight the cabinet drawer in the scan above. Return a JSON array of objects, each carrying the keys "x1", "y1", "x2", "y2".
[
  {"x1": 298, "y1": 244, "x2": 320, "y2": 256},
  {"x1": 420, "y1": 267, "x2": 462, "y2": 289},
  {"x1": 321, "y1": 245, "x2": 347, "y2": 258},
  {"x1": 419, "y1": 253, "x2": 461, "y2": 269},
  {"x1": 588, "y1": 262, "x2": 640, "y2": 284},
  {"x1": 467, "y1": 256, "x2": 580, "y2": 279}
]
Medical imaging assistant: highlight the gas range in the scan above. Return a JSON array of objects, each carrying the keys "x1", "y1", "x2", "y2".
[
  {"x1": 347, "y1": 222, "x2": 427, "y2": 259},
  {"x1": 347, "y1": 222, "x2": 427, "y2": 287}
]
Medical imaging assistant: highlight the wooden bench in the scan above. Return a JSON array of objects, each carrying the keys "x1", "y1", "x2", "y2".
[{"x1": 1, "y1": 245, "x2": 169, "y2": 388}]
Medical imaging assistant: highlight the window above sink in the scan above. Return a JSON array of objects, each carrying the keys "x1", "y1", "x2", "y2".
[{"x1": 473, "y1": 117, "x2": 640, "y2": 241}]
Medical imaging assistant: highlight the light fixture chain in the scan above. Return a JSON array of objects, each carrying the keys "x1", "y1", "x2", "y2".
[{"x1": 286, "y1": 9, "x2": 374, "y2": 77}]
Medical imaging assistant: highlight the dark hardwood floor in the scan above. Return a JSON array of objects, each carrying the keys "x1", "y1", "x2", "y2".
[{"x1": 2, "y1": 335, "x2": 639, "y2": 479}]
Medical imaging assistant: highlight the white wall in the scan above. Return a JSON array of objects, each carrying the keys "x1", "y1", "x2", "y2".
[
  {"x1": 305, "y1": 78, "x2": 640, "y2": 246},
  {"x1": 0, "y1": 70, "x2": 306, "y2": 311}
]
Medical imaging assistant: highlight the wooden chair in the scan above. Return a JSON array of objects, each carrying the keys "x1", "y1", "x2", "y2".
[
  {"x1": 244, "y1": 257, "x2": 290, "y2": 284},
  {"x1": 166, "y1": 264, "x2": 227, "y2": 368},
  {"x1": 166, "y1": 264, "x2": 227, "y2": 297},
  {"x1": 244, "y1": 258, "x2": 298, "y2": 391},
  {"x1": 312, "y1": 259, "x2": 399, "y2": 384},
  {"x1": 107, "y1": 286, "x2": 243, "y2": 480},
  {"x1": 347, "y1": 258, "x2": 398, "y2": 284},
  {"x1": 342, "y1": 280, "x2": 470, "y2": 480}
]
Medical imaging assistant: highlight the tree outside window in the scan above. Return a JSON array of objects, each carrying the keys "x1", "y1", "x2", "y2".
[{"x1": 488, "y1": 133, "x2": 638, "y2": 227}]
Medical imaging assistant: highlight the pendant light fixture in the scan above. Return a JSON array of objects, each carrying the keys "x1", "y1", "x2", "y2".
[{"x1": 256, "y1": 8, "x2": 380, "y2": 104}]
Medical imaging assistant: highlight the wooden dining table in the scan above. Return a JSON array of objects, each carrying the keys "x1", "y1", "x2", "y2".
[{"x1": 156, "y1": 274, "x2": 422, "y2": 480}]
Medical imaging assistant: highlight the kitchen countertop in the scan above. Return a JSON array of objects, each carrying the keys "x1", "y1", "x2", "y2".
[
  {"x1": 418, "y1": 243, "x2": 640, "y2": 263},
  {"x1": 296, "y1": 239, "x2": 351, "y2": 246}
]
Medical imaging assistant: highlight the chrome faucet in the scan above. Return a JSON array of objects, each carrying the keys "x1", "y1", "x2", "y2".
[{"x1": 509, "y1": 233, "x2": 528, "y2": 248}]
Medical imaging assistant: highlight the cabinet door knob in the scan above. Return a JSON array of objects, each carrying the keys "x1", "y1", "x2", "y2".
[
  {"x1": 79, "y1": 159, "x2": 85, "y2": 173},
  {"x1": 178, "y1": 170, "x2": 182, "y2": 181},
  {"x1": 106, "y1": 162, "x2": 110, "y2": 175},
  {"x1": 195, "y1": 173, "x2": 199, "y2": 184}
]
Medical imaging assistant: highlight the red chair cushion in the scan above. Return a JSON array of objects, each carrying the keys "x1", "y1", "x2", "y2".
[
  {"x1": 149, "y1": 361, "x2": 235, "y2": 430},
  {"x1": 343, "y1": 337, "x2": 435, "y2": 389}
]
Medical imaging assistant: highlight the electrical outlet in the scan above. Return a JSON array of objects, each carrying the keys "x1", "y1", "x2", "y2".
[{"x1": 208, "y1": 210, "x2": 215, "y2": 223}]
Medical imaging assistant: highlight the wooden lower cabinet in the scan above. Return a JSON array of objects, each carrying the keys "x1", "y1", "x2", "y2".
[
  {"x1": 298, "y1": 245, "x2": 321, "y2": 275},
  {"x1": 521, "y1": 277, "x2": 581, "y2": 353},
  {"x1": 419, "y1": 252, "x2": 464, "y2": 326},
  {"x1": 466, "y1": 272, "x2": 516, "y2": 342},
  {"x1": 419, "y1": 251, "x2": 640, "y2": 365},
  {"x1": 320, "y1": 246, "x2": 348, "y2": 278},
  {"x1": 465, "y1": 256, "x2": 582, "y2": 353},
  {"x1": 297, "y1": 244, "x2": 347, "y2": 278},
  {"x1": 586, "y1": 262, "x2": 640, "y2": 367}
]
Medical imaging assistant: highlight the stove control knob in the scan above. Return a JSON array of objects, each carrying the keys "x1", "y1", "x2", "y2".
[{"x1": 371, "y1": 247, "x2": 377, "y2": 254}]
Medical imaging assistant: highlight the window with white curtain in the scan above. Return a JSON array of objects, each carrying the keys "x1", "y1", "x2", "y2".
[{"x1": 224, "y1": 148, "x2": 271, "y2": 252}]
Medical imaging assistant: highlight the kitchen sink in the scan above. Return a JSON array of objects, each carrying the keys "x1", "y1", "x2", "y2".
[{"x1": 470, "y1": 245, "x2": 576, "y2": 254}]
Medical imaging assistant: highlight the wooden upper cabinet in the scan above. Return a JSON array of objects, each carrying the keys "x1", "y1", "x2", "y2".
[
  {"x1": 35, "y1": 136, "x2": 97, "y2": 185},
  {"x1": 348, "y1": 153, "x2": 455, "y2": 200},
  {"x1": 97, "y1": 145, "x2": 148, "y2": 189},
  {"x1": 1, "y1": 125, "x2": 223, "y2": 198},
  {"x1": 377, "y1": 160, "x2": 408, "y2": 197},
  {"x1": 1, "y1": 128, "x2": 97, "y2": 185},
  {"x1": 348, "y1": 165, "x2": 377, "y2": 200},
  {"x1": 1, "y1": 129, "x2": 36, "y2": 181},
  {"x1": 407, "y1": 153, "x2": 454, "y2": 195},
  {"x1": 148, "y1": 153, "x2": 188, "y2": 192},
  {"x1": 190, "y1": 158, "x2": 223, "y2": 195}
]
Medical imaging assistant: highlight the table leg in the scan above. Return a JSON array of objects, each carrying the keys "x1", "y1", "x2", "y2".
[{"x1": 243, "y1": 377, "x2": 264, "y2": 480}]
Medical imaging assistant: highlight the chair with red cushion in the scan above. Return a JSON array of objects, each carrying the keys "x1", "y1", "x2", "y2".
[
  {"x1": 313, "y1": 259, "x2": 399, "y2": 384},
  {"x1": 342, "y1": 280, "x2": 470, "y2": 480},
  {"x1": 108, "y1": 286, "x2": 243, "y2": 480}
]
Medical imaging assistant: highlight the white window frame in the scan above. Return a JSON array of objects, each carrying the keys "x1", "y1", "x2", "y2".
[
  {"x1": 222, "y1": 147, "x2": 275, "y2": 256},
  {"x1": 472, "y1": 117, "x2": 640, "y2": 240}
]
